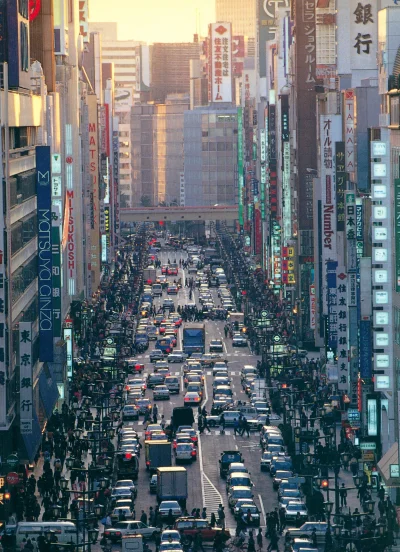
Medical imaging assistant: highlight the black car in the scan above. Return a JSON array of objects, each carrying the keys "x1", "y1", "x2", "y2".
[
  {"x1": 147, "y1": 373, "x2": 166, "y2": 389},
  {"x1": 219, "y1": 450, "x2": 244, "y2": 478}
]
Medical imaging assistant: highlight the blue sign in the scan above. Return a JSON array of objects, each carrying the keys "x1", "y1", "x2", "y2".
[
  {"x1": 359, "y1": 320, "x2": 372, "y2": 378},
  {"x1": 327, "y1": 261, "x2": 338, "y2": 350},
  {"x1": 36, "y1": 146, "x2": 54, "y2": 362}
]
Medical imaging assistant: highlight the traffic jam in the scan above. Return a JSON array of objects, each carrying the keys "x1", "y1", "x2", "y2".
[{"x1": 97, "y1": 232, "x2": 327, "y2": 552}]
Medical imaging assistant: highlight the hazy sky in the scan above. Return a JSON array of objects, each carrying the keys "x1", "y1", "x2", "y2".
[{"x1": 89, "y1": 0, "x2": 216, "y2": 43}]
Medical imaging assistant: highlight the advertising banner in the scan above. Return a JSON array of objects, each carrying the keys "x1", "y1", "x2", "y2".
[
  {"x1": 19, "y1": 322, "x2": 33, "y2": 435},
  {"x1": 395, "y1": 179, "x2": 400, "y2": 292},
  {"x1": 258, "y1": 0, "x2": 289, "y2": 78},
  {"x1": 344, "y1": 90, "x2": 355, "y2": 173},
  {"x1": 63, "y1": 327, "x2": 73, "y2": 379},
  {"x1": 350, "y1": 0, "x2": 378, "y2": 71},
  {"x1": 359, "y1": 319, "x2": 372, "y2": 378},
  {"x1": 51, "y1": 204, "x2": 62, "y2": 338},
  {"x1": 268, "y1": 105, "x2": 277, "y2": 219},
  {"x1": 208, "y1": 22, "x2": 232, "y2": 103},
  {"x1": 335, "y1": 142, "x2": 346, "y2": 232},
  {"x1": 115, "y1": 87, "x2": 134, "y2": 112},
  {"x1": 0, "y1": 122, "x2": 6, "y2": 426},
  {"x1": 336, "y1": 267, "x2": 349, "y2": 392},
  {"x1": 112, "y1": 126, "x2": 120, "y2": 244},
  {"x1": 310, "y1": 284, "x2": 316, "y2": 329},
  {"x1": 238, "y1": 107, "x2": 244, "y2": 227},
  {"x1": 36, "y1": 146, "x2": 53, "y2": 362},
  {"x1": 87, "y1": 95, "x2": 100, "y2": 291},
  {"x1": 327, "y1": 261, "x2": 338, "y2": 352}
]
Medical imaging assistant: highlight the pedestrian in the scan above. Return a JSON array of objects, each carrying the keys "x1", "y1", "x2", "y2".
[
  {"x1": 219, "y1": 413, "x2": 225, "y2": 434},
  {"x1": 256, "y1": 528, "x2": 263, "y2": 551},
  {"x1": 233, "y1": 418, "x2": 239, "y2": 436},
  {"x1": 203, "y1": 414, "x2": 211, "y2": 434},
  {"x1": 248, "y1": 531, "x2": 256, "y2": 552},
  {"x1": 140, "y1": 510, "x2": 148, "y2": 525},
  {"x1": 217, "y1": 504, "x2": 225, "y2": 529},
  {"x1": 201, "y1": 507, "x2": 207, "y2": 519},
  {"x1": 339, "y1": 483, "x2": 347, "y2": 508},
  {"x1": 266, "y1": 531, "x2": 279, "y2": 552},
  {"x1": 210, "y1": 512, "x2": 217, "y2": 528}
]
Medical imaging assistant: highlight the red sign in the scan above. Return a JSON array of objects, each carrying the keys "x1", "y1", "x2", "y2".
[
  {"x1": 66, "y1": 156, "x2": 73, "y2": 164},
  {"x1": 6, "y1": 472, "x2": 19, "y2": 485},
  {"x1": 29, "y1": 0, "x2": 41, "y2": 21}
]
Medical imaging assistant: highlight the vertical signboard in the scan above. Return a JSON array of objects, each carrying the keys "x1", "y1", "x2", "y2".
[
  {"x1": 258, "y1": 0, "x2": 289, "y2": 78},
  {"x1": 350, "y1": 0, "x2": 377, "y2": 71},
  {"x1": 0, "y1": 122, "x2": 6, "y2": 427},
  {"x1": 335, "y1": 142, "x2": 346, "y2": 232},
  {"x1": 51, "y1": 204, "x2": 62, "y2": 337},
  {"x1": 63, "y1": 327, "x2": 73, "y2": 379},
  {"x1": 19, "y1": 322, "x2": 33, "y2": 435},
  {"x1": 64, "y1": 125, "x2": 76, "y2": 296},
  {"x1": 208, "y1": 23, "x2": 232, "y2": 103},
  {"x1": 326, "y1": 261, "x2": 338, "y2": 352},
  {"x1": 310, "y1": 284, "x2": 316, "y2": 329},
  {"x1": 359, "y1": 319, "x2": 372, "y2": 378},
  {"x1": 87, "y1": 95, "x2": 100, "y2": 291},
  {"x1": 238, "y1": 107, "x2": 244, "y2": 227},
  {"x1": 344, "y1": 90, "x2": 355, "y2": 173},
  {"x1": 79, "y1": 0, "x2": 89, "y2": 42},
  {"x1": 336, "y1": 268, "x2": 349, "y2": 392},
  {"x1": 269, "y1": 105, "x2": 277, "y2": 219},
  {"x1": 112, "y1": 126, "x2": 120, "y2": 246},
  {"x1": 36, "y1": 146, "x2": 53, "y2": 362},
  {"x1": 395, "y1": 179, "x2": 400, "y2": 292}
]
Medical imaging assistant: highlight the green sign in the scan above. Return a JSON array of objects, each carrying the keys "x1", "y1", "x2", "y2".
[
  {"x1": 273, "y1": 334, "x2": 281, "y2": 343},
  {"x1": 6, "y1": 454, "x2": 19, "y2": 469},
  {"x1": 395, "y1": 179, "x2": 400, "y2": 292},
  {"x1": 261, "y1": 310, "x2": 268, "y2": 318},
  {"x1": 237, "y1": 107, "x2": 244, "y2": 227}
]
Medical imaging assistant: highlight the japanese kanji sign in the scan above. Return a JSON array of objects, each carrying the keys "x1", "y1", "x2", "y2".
[
  {"x1": 19, "y1": 322, "x2": 33, "y2": 436},
  {"x1": 302, "y1": 0, "x2": 316, "y2": 85},
  {"x1": 335, "y1": 142, "x2": 346, "y2": 232},
  {"x1": 209, "y1": 22, "x2": 233, "y2": 104},
  {"x1": 0, "y1": 125, "x2": 6, "y2": 427},
  {"x1": 350, "y1": 0, "x2": 377, "y2": 70},
  {"x1": 344, "y1": 90, "x2": 355, "y2": 173},
  {"x1": 336, "y1": 267, "x2": 349, "y2": 392}
]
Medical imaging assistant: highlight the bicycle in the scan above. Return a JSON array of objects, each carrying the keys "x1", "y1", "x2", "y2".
[{"x1": 226, "y1": 536, "x2": 249, "y2": 552}]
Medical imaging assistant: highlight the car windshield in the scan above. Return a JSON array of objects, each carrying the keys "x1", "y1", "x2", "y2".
[{"x1": 287, "y1": 504, "x2": 305, "y2": 511}]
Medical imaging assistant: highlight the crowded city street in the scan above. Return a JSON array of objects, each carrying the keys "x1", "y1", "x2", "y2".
[{"x1": 4, "y1": 229, "x2": 396, "y2": 552}]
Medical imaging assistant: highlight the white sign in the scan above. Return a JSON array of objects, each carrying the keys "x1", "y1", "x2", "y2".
[
  {"x1": 64, "y1": 327, "x2": 73, "y2": 378},
  {"x1": 344, "y1": 90, "x2": 355, "y2": 173},
  {"x1": 310, "y1": 284, "x2": 316, "y2": 330},
  {"x1": 336, "y1": 268, "x2": 349, "y2": 392},
  {"x1": 350, "y1": 0, "x2": 378, "y2": 71},
  {"x1": 209, "y1": 22, "x2": 233, "y2": 103},
  {"x1": 19, "y1": 323, "x2": 33, "y2": 436},
  {"x1": 114, "y1": 87, "x2": 134, "y2": 112}
]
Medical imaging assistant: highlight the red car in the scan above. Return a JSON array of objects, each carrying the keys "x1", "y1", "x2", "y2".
[
  {"x1": 174, "y1": 518, "x2": 230, "y2": 543},
  {"x1": 161, "y1": 265, "x2": 168, "y2": 274},
  {"x1": 167, "y1": 267, "x2": 178, "y2": 276}
]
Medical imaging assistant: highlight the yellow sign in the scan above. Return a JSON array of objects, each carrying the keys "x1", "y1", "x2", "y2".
[
  {"x1": 288, "y1": 247, "x2": 295, "y2": 257},
  {"x1": 288, "y1": 261, "x2": 295, "y2": 270}
]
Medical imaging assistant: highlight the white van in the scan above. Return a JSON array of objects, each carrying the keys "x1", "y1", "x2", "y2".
[
  {"x1": 16, "y1": 522, "x2": 78, "y2": 547},
  {"x1": 122, "y1": 535, "x2": 144, "y2": 552},
  {"x1": 164, "y1": 376, "x2": 180, "y2": 394}
]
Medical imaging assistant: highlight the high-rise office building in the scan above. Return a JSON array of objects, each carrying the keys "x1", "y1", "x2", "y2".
[
  {"x1": 183, "y1": 107, "x2": 238, "y2": 206},
  {"x1": 151, "y1": 42, "x2": 201, "y2": 103},
  {"x1": 215, "y1": 0, "x2": 256, "y2": 40}
]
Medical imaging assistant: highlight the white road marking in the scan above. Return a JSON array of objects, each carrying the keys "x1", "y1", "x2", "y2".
[{"x1": 258, "y1": 494, "x2": 266, "y2": 526}]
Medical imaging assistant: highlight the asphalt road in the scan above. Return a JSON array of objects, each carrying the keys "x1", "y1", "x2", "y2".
[{"x1": 129, "y1": 249, "x2": 279, "y2": 535}]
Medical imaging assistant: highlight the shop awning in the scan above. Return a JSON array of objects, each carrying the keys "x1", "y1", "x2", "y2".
[
  {"x1": 39, "y1": 364, "x2": 59, "y2": 418},
  {"x1": 20, "y1": 409, "x2": 42, "y2": 463},
  {"x1": 377, "y1": 443, "x2": 400, "y2": 487}
]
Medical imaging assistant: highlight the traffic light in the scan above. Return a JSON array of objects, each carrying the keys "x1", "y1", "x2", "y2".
[
  {"x1": 320, "y1": 479, "x2": 329, "y2": 489},
  {"x1": 4, "y1": 492, "x2": 10, "y2": 502}
]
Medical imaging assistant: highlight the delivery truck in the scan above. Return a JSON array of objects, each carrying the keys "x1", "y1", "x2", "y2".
[
  {"x1": 156, "y1": 466, "x2": 188, "y2": 506},
  {"x1": 143, "y1": 268, "x2": 157, "y2": 284},
  {"x1": 145, "y1": 440, "x2": 172, "y2": 473},
  {"x1": 183, "y1": 323, "x2": 205, "y2": 355}
]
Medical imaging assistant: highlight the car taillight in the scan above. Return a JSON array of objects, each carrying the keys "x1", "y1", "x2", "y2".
[
  {"x1": 146, "y1": 461, "x2": 150, "y2": 466},
  {"x1": 191, "y1": 450, "x2": 196, "y2": 456}
]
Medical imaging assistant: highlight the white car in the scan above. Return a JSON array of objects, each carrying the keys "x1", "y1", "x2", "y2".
[
  {"x1": 114, "y1": 480, "x2": 137, "y2": 498},
  {"x1": 153, "y1": 385, "x2": 170, "y2": 400},
  {"x1": 159, "y1": 542, "x2": 183, "y2": 552},
  {"x1": 159, "y1": 500, "x2": 182, "y2": 519},
  {"x1": 161, "y1": 530, "x2": 181, "y2": 543},
  {"x1": 175, "y1": 443, "x2": 196, "y2": 463}
]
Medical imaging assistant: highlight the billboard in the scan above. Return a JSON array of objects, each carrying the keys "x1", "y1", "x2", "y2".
[
  {"x1": 36, "y1": 146, "x2": 53, "y2": 362},
  {"x1": 51, "y1": 204, "x2": 62, "y2": 338},
  {"x1": 344, "y1": 90, "x2": 355, "y2": 173},
  {"x1": 258, "y1": 0, "x2": 289, "y2": 78},
  {"x1": 87, "y1": 95, "x2": 100, "y2": 291},
  {"x1": 395, "y1": 179, "x2": 400, "y2": 292},
  {"x1": 237, "y1": 107, "x2": 244, "y2": 227},
  {"x1": 232, "y1": 35, "x2": 244, "y2": 58},
  {"x1": 19, "y1": 322, "x2": 33, "y2": 435},
  {"x1": 114, "y1": 87, "x2": 134, "y2": 112},
  {"x1": 350, "y1": 0, "x2": 378, "y2": 71},
  {"x1": 335, "y1": 142, "x2": 346, "y2": 232},
  {"x1": 208, "y1": 22, "x2": 232, "y2": 103},
  {"x1": 336, "y1": 268, "x2": 349, "y2": 392}
]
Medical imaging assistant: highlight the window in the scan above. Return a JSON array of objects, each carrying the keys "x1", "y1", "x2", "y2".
[{"x1": 395, "y1": 308, "x2": 400, "y2": 345}]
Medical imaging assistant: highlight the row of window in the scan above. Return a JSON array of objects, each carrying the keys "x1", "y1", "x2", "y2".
[
  {"x1": 12, "y1": 255, "x2": 37, "y2": 305},
  {"x1": 10, "y1": 170, "x2": 36, "y2": 208},
  {"x1": 11, "y1": 214, "x2": 37, "y2": 257}
]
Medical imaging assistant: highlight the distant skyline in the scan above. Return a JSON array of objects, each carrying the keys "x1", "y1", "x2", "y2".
[{"x1": 89, "y1": 0, "x2": 216, "y2": 43}]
